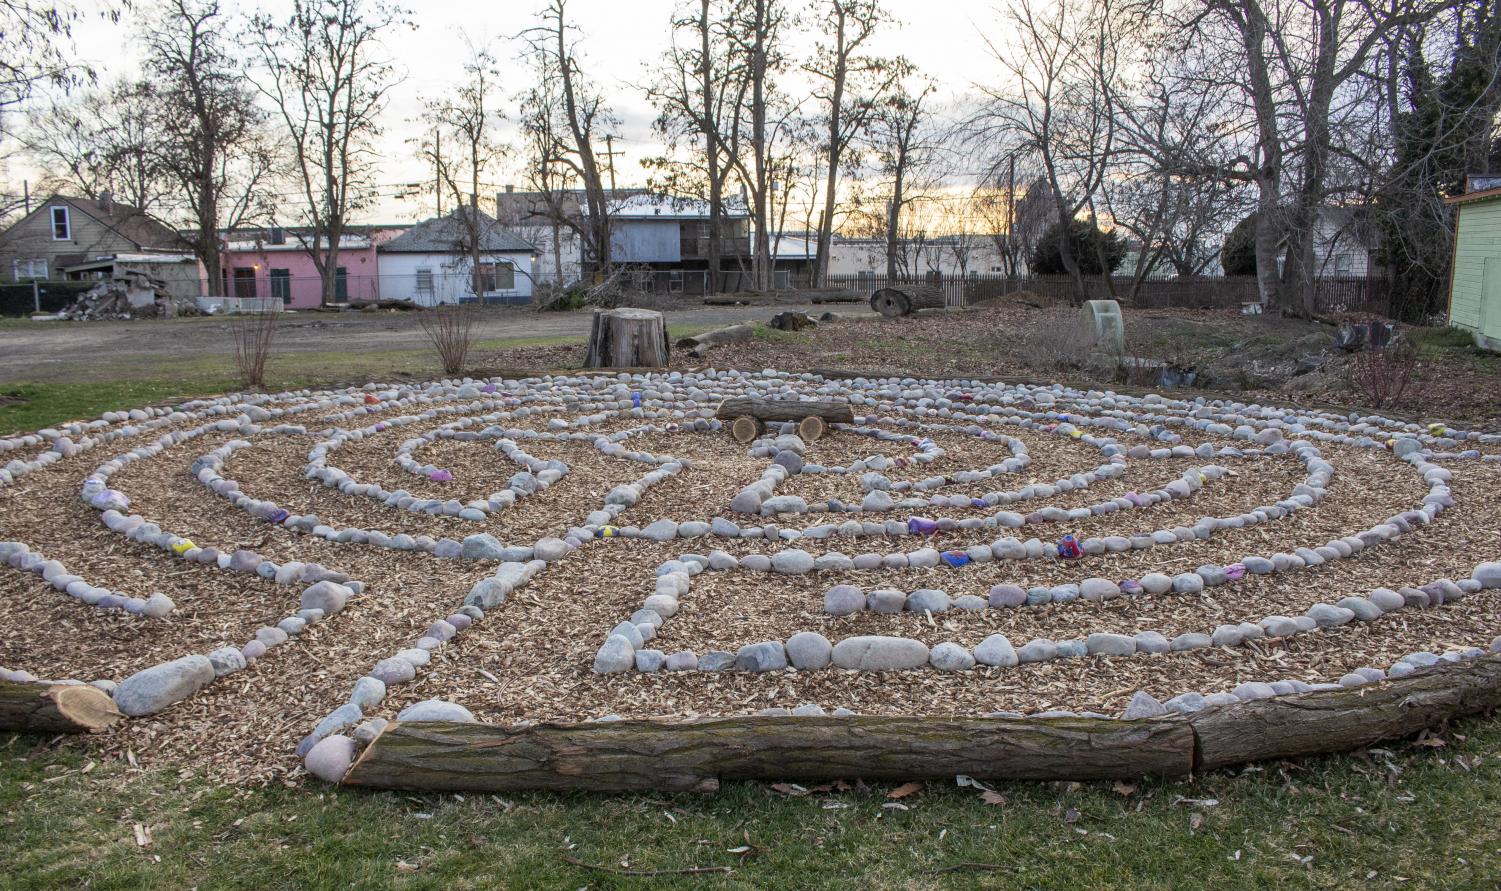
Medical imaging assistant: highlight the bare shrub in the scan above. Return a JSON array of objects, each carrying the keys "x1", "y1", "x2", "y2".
[
  {"x1": 1018, "y1": 312, "x2": 1122, "y2": 380},
  {"x1": 1344, "y1": 340, "x2": 1425, "y2": 409},
  {"x1": 230, "y1": 309, "x2": 279, "y2": 389},
  {"x1": 419, "y1": 303, "x2": 481, "y2": 375}
]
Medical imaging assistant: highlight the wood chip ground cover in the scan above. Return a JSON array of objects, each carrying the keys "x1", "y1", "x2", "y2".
[{"x1": 0, "y1": 372, "x2": 1498, "y2": 786}]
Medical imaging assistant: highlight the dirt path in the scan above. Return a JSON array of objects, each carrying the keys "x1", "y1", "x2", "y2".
[{"x1": 0, "y1": 302, "x2": 868, "y2": 384}]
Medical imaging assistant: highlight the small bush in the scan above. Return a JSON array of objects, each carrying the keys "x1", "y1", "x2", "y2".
[
  {"x1": 1344, "y1": 340, "x2": 1425, "y2": 409},
  {"x1": 230, "y1": 309, "x2": 279, "y2": 389},
  {"x1": 419, "y1": 304, "x2": 481, "y2": 375}
]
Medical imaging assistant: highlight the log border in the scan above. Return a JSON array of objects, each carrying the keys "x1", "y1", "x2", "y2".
[
  {"x1": 0, "y1": 679, "x2": 123, "y2": 734},
  {"x1": 341, "y1": 655, "x2": 1501, "y2": 792}
]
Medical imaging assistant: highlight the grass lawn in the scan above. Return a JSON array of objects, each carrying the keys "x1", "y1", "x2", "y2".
[
  {"x1": 0, "y1": 324, "x2": 714, "y2": 435},
  {"x1": 4, "y1": 716, "x2": 1500, "y2": 889}
]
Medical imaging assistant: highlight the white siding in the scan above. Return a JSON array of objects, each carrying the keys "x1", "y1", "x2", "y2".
[{"x1": 378, "y1": 251, "x2": 535, "y2": 306}]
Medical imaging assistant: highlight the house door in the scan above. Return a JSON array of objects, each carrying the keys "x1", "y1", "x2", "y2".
[
  {"x1": 1482, "y1": 258, "x2": 1501, "y2": 345},
  {"x1": 232, "y1": 268, "x2": 257, "y2": 299},
  {"x1": 335, "y1": 267, "x2": 349, "y2": 301}
]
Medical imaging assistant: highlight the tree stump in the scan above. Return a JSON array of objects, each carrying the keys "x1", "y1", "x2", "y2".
[
  {"x1": 584, "y1": 308, "x2": 669, "y2": 368},
  {"x1": 0, "y1": 679, "x2": 123, "y2": 733}
]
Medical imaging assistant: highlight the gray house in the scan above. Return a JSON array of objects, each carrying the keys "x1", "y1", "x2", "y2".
[{"x1": 0, "y1": 194, "x2": 202, "y2": 297}]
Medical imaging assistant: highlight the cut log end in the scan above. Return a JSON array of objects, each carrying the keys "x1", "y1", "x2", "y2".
[
  {"x1": 871, "y1": 288, "x2": 912, "y2": 318},
  {"x1": 797, "y1": 415, "x2": 827, "y2": 441},
  {"x1": 0, "y1": 680, "x2": 123, "y2": 734},
  {"x1": 730, "y1": 415, "x2": 762, "y2": 444}
]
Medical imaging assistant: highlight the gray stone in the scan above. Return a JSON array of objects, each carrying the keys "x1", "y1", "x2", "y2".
[
  {"x1": 867, "y1": 588, "x2": 906, "y2": 614},
  {"x1": 929, "y1": 642, "x2": 975, "y2": 671},
  {"x1": 736, "y1": 641, "x2": 788, "y2": 672},
  {"x1": 786, "y1": 632, "x2": 833, "y2": 670},
  {"x1": 397, "y1": 699, "x2": 476, "y2": 722},
  {"x1": 1133, "y1": 631, "x2": 1170, "y2": 654},
  {"x1": 1368, "y1": 588, "x2": 1405, "y2": 612},
  {"x1": 206, "y1": 647, "x2": 246, "y2": 678},
  {"x1": 371, "y1": 657, "x2": 416, "y2": 685},
  {"x1": 830, "y1": 636, "x2": 930, "y2": 670},
  {"x1": 771, "y1": 549, "x2": 815, "y2": 574},
  {"x1": 113, "y1": 655, "x2": 215, "y2": 717},
  {"x1": 1163, "y1": 692, "x2": 1207, "y2": 714},
  {"x1": 1170, "y1": 632, "x2": 1212, "y2": 651},
  {"x1": 1086, "y1": 633, "x2": 1136, "y2": 657},
  {"x1": 460, "y1": 533, "x2": 507, "y2": 560},
  {"x1": 1141, "y1": 573, "x2": 1173, "y2": 594},
  {"x1": 635, "y1": 649, "x2": 665, "y2": 672},
  {"x1": 1055, "y1": 640, "x2": 1087, "y2": 658},
  {"x1": 1472, "y1": 562, "x2": 1501, "y2": 589},
  {"x1": 974, "y1": 634, "x2": 1018, "y2": 667},
  {"x1": 664, "y1": 650, "x2": 698, "y2": 671},
  {"x1": 300, "y1": 580, "x2": 353, "y2": 616},
  {"x1": 1306, "y1": 603, "x2": 1356, "y2": 628},
  {"x1": 698, "y1": 650, "x2": 736, "y2": 671},
  {"x1": 1336, "y1": 596, "x2": 1384, "y2": 622},
  {"x1": 1080, "y1": 578, "x2": 1119, "y2": 600},
  {"x1": 641, "y1": 519, "x2": 680, "y2": 541},
  {"x1": 304, "y1": 735, "x2": 355, "y2": 783},
  {"x1": 905, "y1": 588, "x2": 949, "y2": 613},
  {"x1": 350, "y1": 676, "x2": 386, "y2": 711},
  {"x1": 1123, "y1": 690, "x2": 1168, "y2": 719},
  {"x1": 1260, "y1": 616, "x2": 1301, "y2": 638},
  {"x1": 592, "y1": 635, "x2": 635, "y2": 673},
  {"x1": 1210, "y1": 624, "x2": 1244, "y2": 647},
  {"x1": 1231, "y1": 682, "x2": 1277, "y2": 701},
  {"x1": 953, "y1": 594, "x2": 988, "y2": 611},
  {"x1": 1016, "y1": 638, "x2": 1058, "y2": 663},
  {"x1": 602, "y1": 620, "x2": 640, "y2": 649},
  {"x1": 534, "y1": 537, "x2": 570, "y2": 561},
  {"x1": 352, "y1": 718, "x2": 389, "y2": 745},
  {"x1": 987, "y1": 584, "x2": 1027, "y2": 608}
]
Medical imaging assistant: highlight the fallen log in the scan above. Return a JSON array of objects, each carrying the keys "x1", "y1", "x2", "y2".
[
  {"x1": 714, "y1": 396, "x2": 854, "y2": 425},
  {"x1": 342, "y1": 715, "x2": 1195, "y2": 793},
  {"x1": 675, "y1": 323, "x2": 754, "y2": 358},
  {"x1": 0, "y1": 679, "x2": 123, "y2": 733},
  {"x1": 1188, "y1": 656, "x2": 1501, "y2": 770}
]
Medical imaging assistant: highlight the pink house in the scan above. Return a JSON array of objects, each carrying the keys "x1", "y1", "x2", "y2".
[{"x1": 219, "y1": 226, "x2": 404, "y2": 308}]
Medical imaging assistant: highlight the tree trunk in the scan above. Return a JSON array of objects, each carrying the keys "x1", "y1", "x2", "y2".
[
  {"x1": 714, "y1": 396, "x2": 855, "y2": 424},
  {"x1": 584, "y1": 308, "x2": 670, "y2": 368},
  {"x1": 0, "y1": 680, "x2": 123, "y2": 733},
  {"x1": 344, "y1": 714, "x2": 1196, "y2": 792}
]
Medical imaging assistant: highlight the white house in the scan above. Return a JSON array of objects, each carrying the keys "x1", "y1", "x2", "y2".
[{"x1": 377, "y1": 209, "x2": 538, "y2": 306}]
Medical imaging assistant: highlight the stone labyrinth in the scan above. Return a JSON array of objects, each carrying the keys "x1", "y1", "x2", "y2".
[{"x1": 3, "y1": 369, "x2": 1501, "y2": 785}]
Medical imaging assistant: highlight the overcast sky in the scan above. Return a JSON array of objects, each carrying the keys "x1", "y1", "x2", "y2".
[{"x1": 33, "y1": 0, "x2": 1008, "y2": 223}]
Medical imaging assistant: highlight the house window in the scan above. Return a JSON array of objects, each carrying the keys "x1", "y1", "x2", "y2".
[
  {"x1": 269, "y1": 227, "x2": 286, "y2": 246},
  {"x1": 12, "y1": 258, "x2": 48, "y2": 280},
  {"x1": 668, "y1": 269, "x2": 684, "y2": 293},
  {"x1": 415, "y1": 267, "x2": 435, "y2": 296},
  {"x1": 335, "y1": 267, "x2": 349, "y2": 301},
  {"x1": 270, "y1": 269, "x2": 291, "y2": 302},
  {"x1": 773, "y1": 269, "x2": 791, "y2": 290},
  {"x1": 232, "y1": 268, "x2": 257, "y2": 298},
  {"x1": 1332, "y1": 254, "x2": 1352, "y2": 276},
  {"x1": 478, "y1": 261, "x2": 516, "y2": 292},
  {"x1": 50, "y1": 206, "x2": 71, "y2": 241}
]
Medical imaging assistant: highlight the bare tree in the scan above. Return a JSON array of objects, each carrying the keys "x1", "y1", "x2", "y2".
[
  {"x1": 519, "y1": 0, "x2": 617, "y2": 278},
  {"x1": 972, "y1": 0, "x2": 1121, "y2": 301},
  {"x1": 251, "y1": 0, "x2": 407, "y2": 305},
  {"x1": 645, "y1": 0, "x2": 748, "y2": 294},
  {"x1": 21, "y1": 79, "x2": 169, "y2": 212},
  {"x1": 722, "y1": 0, "x2": 800, "y2": 291},
  {"x1": 1184, "y1": 0, "x2": 1445, "y2": 316},
  {"x1": 147, "y1": 0, "x2": 274, "y2": 297},
  {"x1": 415, "y1": 40, "x2": 506, "y2": 296},
  {"x1": 804, "y1": 0, "x2": 904, "y2": 285},
  {"x1": 0, "y1": 0, "x2": 115, "y2": 139},
  {"x1": 864, "y1": 77, "x2": 939, "y2": 279}
]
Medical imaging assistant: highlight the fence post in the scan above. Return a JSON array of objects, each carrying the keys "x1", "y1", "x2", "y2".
[{"x1": 32, "y1": 280, "x2": 40, "y2": 314}]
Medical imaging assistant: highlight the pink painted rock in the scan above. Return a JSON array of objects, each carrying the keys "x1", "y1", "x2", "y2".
[{"x1": 429, "y1": 469, "x2": 454, "y2": 482}]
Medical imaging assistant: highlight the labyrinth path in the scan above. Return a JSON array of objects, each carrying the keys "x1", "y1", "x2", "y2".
[{"x1": 2, "y1": 370, "x2": 1501, "y2": 785}]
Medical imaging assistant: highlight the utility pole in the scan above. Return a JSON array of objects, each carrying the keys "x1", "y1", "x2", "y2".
[
  {"x1": 601, "y1": 135, "x2": 625, "y2": 194},
  {"x1": 23, "y1": 180, "x2": 30, "y2": 215},
  {"x1": 434, "y1": 129, "x2": 442, "y2": 217}
]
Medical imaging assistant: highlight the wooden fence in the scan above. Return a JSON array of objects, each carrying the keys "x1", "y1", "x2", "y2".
[{"x1": 791, "y1": 273, "x2": 1393, "y2": 315}]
